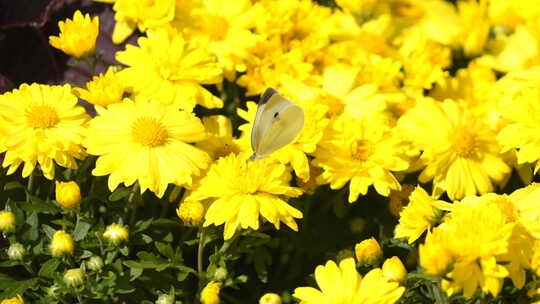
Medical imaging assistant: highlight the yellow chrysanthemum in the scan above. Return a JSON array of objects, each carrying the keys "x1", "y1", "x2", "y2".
[
  {"x1": 398, "y1": 98, "x2": 511, "y2": 200},
  {"x1": 0, "y1": 295, "x2": 23, "y2": 304},
  {"x1": 0, "y1": 211, "x2": 16, "y2": 233},
  {"x1": 49, "y1": 10, "x2": 99, "y2": 58},
  {"x1": 354, "y1": 237, "x2": 382, "y2": 266},
  {"x1": 382, "y1": 256, "x2": 407, "y2": 283},
  {"x1": 116, "y1": 26, "x2": 222, "y2": 111},
  {"x1": 83, "y1": 98, "x2": 210, "y2": 198},
  {"x1": 0, "y1": 83, "x2": 89, "y2": 179},
  {"x1": 55, "y1": 181, "x2": 82, "y2": 209},
  {"x1": 293, "y1": 258, "x2": 404, "y2": 304},
  {"x1": 103, "y1": 223, "x2": 129, "y2": 245},
  {"x1": 110, "y1": 0, "x2": 175, "y2": 44},
  {"x1": 201, "y1": 281, "x2": 221, "y2": 304},
  {"x1": 50, "y1": 230, "x2": 74, "y2": 257},
  {"x1": 456, "y1": 0, "x2": 489, "y2": 56},
  {"x1": 64, "y1": 268, "x2": 85, "y2": 287},
  {"x1": 237, "y1": 96, "x2": 328, "y2": 181},
  {"x1": 508, "y1": 183, "x2": 540, "y2": 238},
  {"x1": 73, "y1": 69, "x2": 125, "y2": 107},
  {"x1": 314, "y1": 113, "x2": 410, "y2": 203},
  {"x1": 394, "y1": 186, "x2": 451, "y2": 244},
  {"x1": 196, "y1": 115, "x2": 243, "y2": 160},
  {"x1": 186, "y1": 153, "x2": 303, "y2": 240}
]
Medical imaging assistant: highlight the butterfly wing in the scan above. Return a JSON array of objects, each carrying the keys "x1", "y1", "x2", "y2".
[{"x1": 251, "y1": 88, "x2": 279, "y2": 155}]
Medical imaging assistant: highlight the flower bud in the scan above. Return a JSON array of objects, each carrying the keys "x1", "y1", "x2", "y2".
[
  {"x1": 55, "y1": 181, "x2": 81, "y2": 209},
  {"x1": 382, "y1": 256, "x2": 407, "y2": 283},
  {"x1": 50, "y1": 230, "x2": 74, "y2": 257},
  {"x1": 63, "y1": 268, "x2": 84, "y2": 287},
  {"x1": 46, "y1": 284, "x2": 61, "y2": 298},
  {"x1": 354, "y1": 237, "x2": 382, "y2": 266},
  {"x1": 0, "y1": 294, "x2": 23, "y2": 304},
  {"x1": 103, "y1": 223, "x2": 129, "y2": 245},
  {"x1": 213, "y1": 267, "x2": 228, "y2": 281},
  {"x1": 176, "y1": 200, "x2": 205, "y2": 226},
  {"x1": 7, "y1": 243, "x2": 26, "y2": 260},
  {"x1": 155, "y1": 294, "x2": 174, "y2": 304},
  {"x1": 0, "y1": 211, "x2": 16, "y2": 233},
  {"x1": 259, "y1": 293, "x2": 281, "y2": 304},
  {"x1": 201, "y1": 281, "x2": 221, "y2": 304},
  {"x1": 87, "y1": 256, "x2": 104, "y2": 272}
]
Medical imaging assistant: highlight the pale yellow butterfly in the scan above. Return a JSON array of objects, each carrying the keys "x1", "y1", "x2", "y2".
[{"x1": 248, "y1": 88, "x2": 305, "y2": 161}]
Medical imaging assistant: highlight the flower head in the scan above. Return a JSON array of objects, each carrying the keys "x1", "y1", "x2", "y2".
[
  {"x1": 103, "y1": 223, "x2": 129, "y2": 245},
  {"x1": 201, "y1": 281, "x2": 221, "y2": 304},
  {"x1": 355, "y1": 237, "x2": 382, "y2": 266},
  {"x1": 187, "y1": 154, "x2": 303, "y2": 240},
  {"x1": 382, "y1": 256, "x2": 407, "y2": 283},
  {"x1": 259, "y1": 293, "x2": 281, "y2": 304},
  {"x1": 116, "y1": 26, "x2": 222, "y2": 111},
  {"x1": 49, "y1": 10, "x2": 99, "y2": 58},
  {"x1": 176, "y1": 200, "x2": 205, "y2": 226},
  {"x1": 83, "y1": 98, "x2": 210, "y2": 198},
  {"x1": 293, "y1": 258, "x2": 404, "y2": 304},
  {"x1": 55, "y1": 181, "x2": 81, "y2": 209},
  {"x1": 63, "y1": 268, "x2": 84, "y2": 287},
  {"x1": 50, "y1": 230, "x2": 74, "y2": 257},
  {"x1": 0, "y1": 211, "x2": 16, "y2": 233},
  {"x1": 73, "y1": 69, "x2": 126, "y2": 107},
  {"x1": 0, "y1": 83, "x2": 89, "y2": 179},
  {"x1": 0, "y1": 295, "x2": 23, "y2": 304},
  {"x1": 196, "y1": 115, "x2": 243, "y2": 160}
]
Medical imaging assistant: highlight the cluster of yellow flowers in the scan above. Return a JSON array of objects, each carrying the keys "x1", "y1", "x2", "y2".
[{"x1": 3, "y1": 0, "x2": 540, "y2": 302}]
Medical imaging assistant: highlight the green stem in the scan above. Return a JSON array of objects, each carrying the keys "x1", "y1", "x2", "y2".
[
  {"x1": 197, "y1": 227, "x2": 206, "y2": 284},
  {"x1": 74, "y1": 288, "x2": 84, "y2": 304},
  {"x1": 26, "y1": 172, "x2": 35, "y2": 201},
  {"x1": 218, "y1": 231, "x2": 239, "y2": 255}
]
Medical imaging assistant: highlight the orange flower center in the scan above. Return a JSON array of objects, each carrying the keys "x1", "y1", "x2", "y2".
[
  {"x1": 131, "y1": 117, "x2": 169, "y2": 147},
  {"x1": 452, "y1": 130, "x2": 476, "y2": 158},
  {"x1": 351, "y1": 139, "x2": 373, "y2": 160},
  {"x1": 26, "y1": 105, "x2": 59, "y2": 129}
]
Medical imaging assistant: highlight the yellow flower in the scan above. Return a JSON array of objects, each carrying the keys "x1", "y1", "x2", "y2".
[
  {"x1": 103, "y1": 223, "x2": 129, "y2": 245},
  {"x1": 354, "y1": 237, "x2": 382, "y2": 266},
  {"x1": 0, "y1": 211, "x2": 16, "y2": 233},
  {"x1": 314, "y1": 113, "x2": 410, "y2": 203},
  {"x1": 293, "y1": 258, "x2": 404, "y2": 304},
  {"x1": 259, "y1": 293, "x2": 281, "y2": 304},
  {"x1": 394, "y1": 186, "x2": 451, "y2": 244},
  {"x1": 49, "y1": 10, "x2": 99, "y2": 58},
  {"x1": 73, "y1": 69, "x2": 126, "y2": 107},
  {"x1": 0, "y1": 295, "x2": 23, "y2": 304},
  {"x1": 196, "y1": 115, "x2": 243, "y2": 160},
  {"x1": 419, "y1": 231, "x2": 453, "y2": 277},
  {"x1": 186, "y1": 154, "x2": 303, "y2": 240},
  {"x1": 176, "y1": 200, "x2": 205, "y2": 226},
  {"x1": 50, "y1": 230, "x2": 74, "y2": 257},
  {"x1": 116, "y1": 26, "x2": 222, "y2": 112},
  {"x1": 110, "y1": 0, "x2": 175, "y2": 44},
  {"x1": 382, "y1": 256, "x2": 407, "y2": 283},
  {"x1": 457, "y1": 0, "x2": 489, "y2": 56},
  {"x1": 201, "y1": 281, "x2": 221, "y2": 304},
  {"x1": 0, "y1": 83, "x2": 89, "y2": 179},
  {"x1": 83, "y1": 98, "x2": 210, "y2": 198},
  {"x1": 63, "y1": 268, "x2": 84, "y2": 287},
  {"x1": 509, "y1": 183, "x2": 540, "y2": 238},
  {"x1": 55, "y1": 181, "x2": 81, "y2": 209},
  {"x1": 398, "y1": 98, "x2": 511, "y2": 200}
]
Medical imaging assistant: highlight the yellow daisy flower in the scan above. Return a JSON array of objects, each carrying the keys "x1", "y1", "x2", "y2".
[
  {"x1": 110, "y1": 0, "x2": 175, "y2": 44},
  {"x1": 49, "y1": 10, "x2": 99, "y2": 58},
  {"x1": 0, "y1": 294, "x2": 24, "y2": 304},
  {"x1": 83, "y1": 98, "x2": 210, "y2": 198},
  {"x1": 196, "y1": 115, "x2": 243, "y2": 160},
  {"x1": 398, "y1": 98, "x2": 511, "y2": 200},
  {"x1": 293, "y1": 258, "x2": 404, "y2": 304},
  {"x1": 186, "y1": 153, "x2": 303, "y2": 240},
  {"x1": 73, "y1": 69, "x2": 126, "y2": 107},
  {"x1": 314, "y1": 113, "x2": 410, "y2": 203},
  {"x1": 394, "y1": 186, "x2": 451, "y2": 244},
  {"x1": 201, "y1": 281, "x2": 221, "y2": 304},
  {"x1": 0, "y1": 83, "x2": 89, "y2": 179},
  {"x1": 116, "y1": 26, "x2": 223, "y2": 112}
]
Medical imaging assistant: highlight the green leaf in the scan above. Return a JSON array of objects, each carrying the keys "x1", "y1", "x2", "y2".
[
  {"x1": 133, "y1": 218, "x2": 154, "y2": 233},
  {"x1": 3, "y1": 181, "x2": 25, "y2": 191},
  {"x1": 123, "y1": 260, "x2": 170, "y2": 271},
  {"x1": 73, "y1": 220, "x2": 91, "y2": 241},
  {"x1": 38, "y1": 258, "x2": 60, "y2": 278},
  {"x1": 18, "y1": 197, "x2": 58, "y2": 214},
  {"x1": 0, "y1": 261, "x2": 22, "y2": 267},
  {"x1": 24, "y1": 212, "x2": 39, "y2": 241},
  {"x1": 50, "y1": 219, "x2": 74, "y2": 227},
  {"x1": 42, "y1": 225, "x2": 56, "y2": 239},
  {"x1": 155, "y1": 242, "x2": 174, "y2": 259},
  {"x1": 108, "y1": 187, "x2": 131, "y2": 202},
  {"x1": 254, "y1": 248, "x2": 271, "y2": 283},
  {"x1": 0, "y1": 278, "x2": 38, "y2": 298}
]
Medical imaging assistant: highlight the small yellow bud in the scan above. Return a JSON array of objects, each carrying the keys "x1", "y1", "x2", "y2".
[
  {"x1": 259, "y1": 293, "x2": 281, "y2": 304},
  {"x1": 0, "y1": 211, "x2": 16, "y2": 233},
  {"x1": 176, "y1": 201, "x2": 205, "y2": 226},
  {"x1": 7, "y1": 243, "x2": 26, "y2": 260},
  {"x1": 50, "y1": 230, "x2": 74, "y2": 257},
  {"x1": 55, "y1": 181, "x2": 81, "y2": 209},
  {"x1": 103, "y1": 223, "x2": 129, "y2": 245},
  {"x1": 87, "y1": 256, "x2": 104, "y2": 272},
  {"x1": 0, "y1": 294, "x2": 24, "y2": 304},
  {"x1": 63, "y1": 268, "x2": 84, "y2": 287},
  {"x1": 201, "y1": 281, "x2": 221, "y2": 304},
  {"x1": 354, "y1": 237, "x2": 382, "y2": 266},
  {"x1": 382, "y1": 256, "x2": 407, "y2": 283}
]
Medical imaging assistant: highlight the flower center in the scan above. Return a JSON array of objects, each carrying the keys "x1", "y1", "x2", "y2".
[
  {"x1": 452, "y1": 130, "x2": 476, "y2": 158},
  {"x1": 131, "y1": 117, "x2": 169, "y2": 147},
  {"x1": 351, "y1": 139, "x2": 373, "y2": 160},
  {"x1": 26, "y1": 105, "x2": 59, "y2": 129}
]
